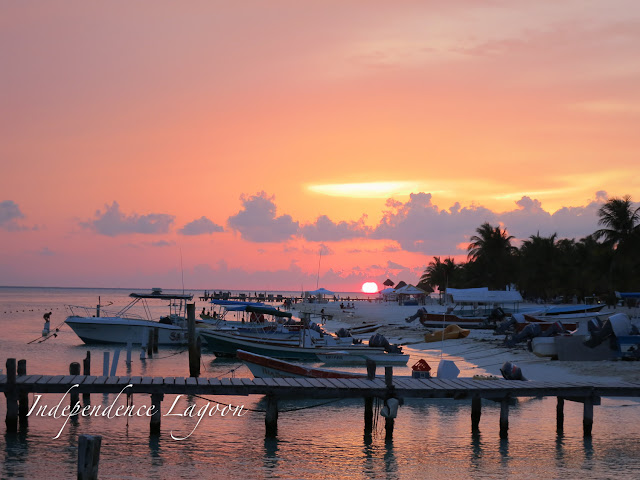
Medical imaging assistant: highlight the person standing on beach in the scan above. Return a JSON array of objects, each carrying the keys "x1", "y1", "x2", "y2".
[{"x1": 42, "y1": 311, "x2": 52, "y2": 336}]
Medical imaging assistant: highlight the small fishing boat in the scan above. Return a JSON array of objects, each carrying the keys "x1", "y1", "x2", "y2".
[
  {"x1": 65, "y1": 288, "x2": 194, "y2": 345},
  {"x1": 199, "y1": 327, "x2": 389, "y2": 360},
  {"x1": 237, "y1": 350, "x2": 370, "y2": 379},
  {"x1": 315, "y1": 350, "x2": 409, "y2": 366}
]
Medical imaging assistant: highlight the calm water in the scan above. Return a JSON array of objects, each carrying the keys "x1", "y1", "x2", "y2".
[{"x1": 2, "y1": 286, "x2": 640, "y2": 479}]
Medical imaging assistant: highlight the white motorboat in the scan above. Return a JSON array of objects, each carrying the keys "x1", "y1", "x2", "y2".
[{"x1": 65, "y1": 288, "x2": 194, "y2": 345}]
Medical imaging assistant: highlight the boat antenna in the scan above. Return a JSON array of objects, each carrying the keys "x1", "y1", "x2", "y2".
[
  {"x1": 180, "y1": 247, "x2": 185, "y2": 294},
  {"x1": 316, "y1": 247, "x2": 322, "y2": 289}
]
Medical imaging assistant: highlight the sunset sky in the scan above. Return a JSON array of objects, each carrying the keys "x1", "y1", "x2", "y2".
[{"x1": 2, "y1": 1, "x2": 639, "y2": 292}]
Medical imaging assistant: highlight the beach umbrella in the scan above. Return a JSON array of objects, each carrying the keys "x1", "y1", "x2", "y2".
[
  {"x1": 383, "y1": 279, "x2": 395, "y2": 287},
  {"x1": 379, "y1": 287, "x2": 396, "y2": 294},
  {"x1": 394, "y1": 284, "x2": 426, "y2": 295},
  {"x1": 307, "y1": 287, "x2": 335, "y2": 296}
]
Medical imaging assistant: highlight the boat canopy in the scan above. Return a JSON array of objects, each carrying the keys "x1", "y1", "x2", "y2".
[
  {"x1": 616, "y1": 291, "x2": 640, "y2": 299},
  {"x1": 245, "y1": 305, "x2": 292, "y2": 318}
]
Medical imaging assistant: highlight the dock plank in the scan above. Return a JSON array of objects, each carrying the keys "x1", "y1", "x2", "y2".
[{"x1": 46, "y1": 375, "x2": 66, "y2": 385}]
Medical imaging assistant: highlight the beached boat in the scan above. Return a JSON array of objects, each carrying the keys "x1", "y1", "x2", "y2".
[
  {"x1": 238, "y1": 350, "x2": 372, "y2": 379},
  {"x1": 315, "y1": 350, "x2": 409, "y2": 366},
  {"x1": 65, "y1": 289, "x2": 194, "y2": 345}
]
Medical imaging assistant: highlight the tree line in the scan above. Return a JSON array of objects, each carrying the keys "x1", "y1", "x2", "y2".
[{"x1": 417, "y1": 195, "x2": 640, "y2": 304}]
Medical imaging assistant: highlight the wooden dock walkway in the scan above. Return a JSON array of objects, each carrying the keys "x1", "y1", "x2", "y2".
[{"x1": 4, "y1": 361, "x2": 640, "y2": 439}]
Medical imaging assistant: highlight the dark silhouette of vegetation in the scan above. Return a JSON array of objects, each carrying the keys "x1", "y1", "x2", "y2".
[{"x1": 419, "y1": 196, "x2": 640, "y2": 302}]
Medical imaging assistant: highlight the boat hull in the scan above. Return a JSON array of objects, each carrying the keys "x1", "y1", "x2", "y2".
[
  {"x1": 200, "y1": 330, "x2": 385, "y2": 360},
  {"x1": 65, "y1": 316, "x2": 190, "y2": 345},
  {"x1": 315, "y1": 351, "x2": 409, "y2": 366},
  {"x1": 237, "y1": 350, "x2": 368, "y2": 378}
]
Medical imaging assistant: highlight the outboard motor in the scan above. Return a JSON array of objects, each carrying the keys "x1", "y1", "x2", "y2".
[
  {"x1": 369, "y1": 333, "x2": 402, "y2": 353},
  {"x1": 488, "y1": 306, "x2": 506, "y2": 324},
  {"x1": 495, "y1": 316, "x2": 517, "y2": 335},
  {"x1": 540, "y1": 321, "x2": 565, "y2": 337},
  {"x1": 500, "y1": 361, "x2": 526, "y2": 380},
  {"x1": 369, "y1": 333, "x2": 390, "y2": 349},
  {"x1": 584, "y1": 318, "x2": 615, "y2": 348},
  {"x1": 335, "y1": 327, "x2": 351, "y2": 338},
  {"x1": 505, "y1": 323, "x2": 541, "y2": 347},
  {"x1": 405, "y1": 307, "x2": 427, "y2": 323}
]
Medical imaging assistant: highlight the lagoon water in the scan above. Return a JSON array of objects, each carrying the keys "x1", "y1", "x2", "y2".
[{"x1": 2, "y1": 286, "x2": 640, "y2": 479}]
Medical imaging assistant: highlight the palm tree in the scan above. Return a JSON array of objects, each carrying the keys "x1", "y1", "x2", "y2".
[
  {"x1": 594, "y1": 195, "x2": 640, "y2": 291},
  {"x1": 517, "y1": 233, "x2": 557, "y2": 301},
  {"x1": 467, "y1": 222, "x2": 518, "y2": 289},
  {"x1": 595, "y1": 195, "x2": 640, "y2": 250},
  {"x1": 419, "y1": 256, "x2": 457, "y2": 295}
]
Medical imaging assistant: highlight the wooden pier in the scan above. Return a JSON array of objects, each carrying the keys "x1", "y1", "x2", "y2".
[{"x1": 4, "y1": 357, "x2": 640, "y2": 439}]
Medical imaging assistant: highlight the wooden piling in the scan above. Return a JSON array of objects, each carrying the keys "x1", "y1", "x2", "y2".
[
  {"x1": 153, "y1": 327, "x2": 159, "y2": 353},
  {"x1": 147, "y1": 329, "x2": 154, "y2": 358},
  {"x1": 265, "y1": 395, "x2": 278, "y2": 437},
  {"x1": 499, "y1": 398, "x2": 509, "y2": 439},
  {"x1": 5, "y1": 358, "x2": 18, "y2": 432},
  {"x1": 187, "y1": 304, "x2": 200, "y2": 377},
  {"x1": 70, "y1": 362, "x2": 81, "y2": 407},
  {"x1": 471, "y1": 395, "x2": 482, "y2": 432},
  {"x1": 150, "y1": 393, "x2": 164, "y2": 435},
  {"x1": 364, "y1": 397, "x2": 373, "y2": 438},
  {"x1": 384, "y1": 412, "x2": 395, "y2": 441},
  {"x1": 17, "y1": 359, "x2": 28, "y2": 426},
  {"x1": 83, "y1": 351, "x2": 91, "y2": 404},
  {"x1": 583, "y1": 397, "x2": 593, "y2": 437},
  {"x1": 77, "y1": 434, "x2": 102, "y2": 480},
  {"x1": 384, "y1": 367, "x2": 393, "y2": 388},
  {"x1": 384, "y1": 366, "x2": 395, "y2": 441},
  {"x1": 556, "y1": 397, "x2": 564, "y2": 434},
  {"x1": 102, "y1": 352, "x2": 109, "y2": 377},
  {"x1": 366, "y1": 359, "x2": 376, "y2": 380}
]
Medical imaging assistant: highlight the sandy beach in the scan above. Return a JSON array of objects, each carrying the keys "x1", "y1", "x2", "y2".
[{"x1": 295, "y1": 300, "x2": 640, "y2": 383}]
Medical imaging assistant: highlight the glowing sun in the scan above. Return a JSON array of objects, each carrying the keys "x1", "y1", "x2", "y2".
[{"x1": 361, "y1": 282, "x2": 379, "y2": 294}]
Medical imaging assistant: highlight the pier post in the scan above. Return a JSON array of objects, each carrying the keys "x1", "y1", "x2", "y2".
[
  {"x1": 150, "y1": 393, "x2": 164, "y2": 435},
  {"x1": 70, "y1": 362, "x2": 81, "y2": 408},
  {"x1": 153, "y1": 327, "x2": 159, "y2": 353},
  {"x1": 364, "y1": 397, "x2": 373, "y2": 439},
  {"x1": 5, "y1": 358, "x2": 18, "y2": 432},
  {"x1": 187, "y1": 304, "x2": 200, "y2": 377},
  {"x1": 583, "y1": 397, "x2": 593, "y2": 437},
  {"x1": 499, "y1": 398, "x2": 509, "y2": 439},
  {"x1": 265, "y1": 395, "x2": 278, "y2": 438},
  {"x1": 17, "y1": 359, "x2": 28, "y2": 426},
  {"x1": 364, "y1": 360, "x2": 375, "y2": 440},
  {"x1": 556, "y1": 397, "x2": 564, "y2": 434},
  {"x1": 366, "y1": 359, "x2": 376, "y2": 380},
  {"x1": 147, "y1": 329, "x2": 154, "y2": 358},
  {"x1": 384, "y1": 367, "x2": 395, "y2": 441},
  {"x1": 83, "y1": 351, "x2": 91, "y2": 404},
  {"x1": 77, "y1": 434, "x2": 102, "y2": 480},
  {"x1": 471, "y1": 396, "x2": 482, "y2": 433},
  {"x1": 102, "y1": 352, "x2": 109, "y2": 377}
]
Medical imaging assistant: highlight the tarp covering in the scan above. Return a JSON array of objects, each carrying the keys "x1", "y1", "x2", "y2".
[
  {"x1": 307, "y1": 288, "x2": 334, "y2": 296},
  {"x1": 445, "y1": 287, "x2": 523, "y2": 303}
]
